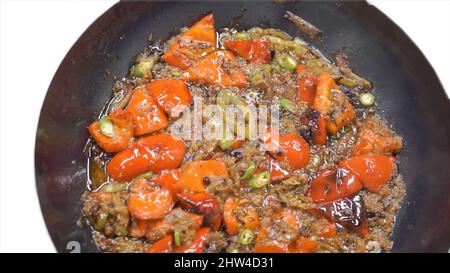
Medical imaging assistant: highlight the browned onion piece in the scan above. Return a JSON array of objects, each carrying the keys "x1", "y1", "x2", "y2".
[{"x1": 107, "y1": 80, "x2": 134, "y2": 115}]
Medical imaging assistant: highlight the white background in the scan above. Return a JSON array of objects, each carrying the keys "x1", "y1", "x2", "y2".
[{"x1": 0, "y1": 0, "x2": 449, "y2": 253}]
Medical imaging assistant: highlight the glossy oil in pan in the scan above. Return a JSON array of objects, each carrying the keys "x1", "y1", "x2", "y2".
[{"x1": 35, "y1": 1, "x2": 450, "y2": 253}]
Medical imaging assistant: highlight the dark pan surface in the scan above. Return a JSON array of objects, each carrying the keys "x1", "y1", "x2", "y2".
[{"x1": 35, "y1": 1, "x2": 450, "y2": 253}]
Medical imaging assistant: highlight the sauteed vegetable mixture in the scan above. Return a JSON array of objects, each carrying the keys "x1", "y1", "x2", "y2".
[{"x1": 82, "y1": 13, "x2": 405, "y2": 253}]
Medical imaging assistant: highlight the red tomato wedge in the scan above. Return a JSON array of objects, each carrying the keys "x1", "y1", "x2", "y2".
[
  {"x1": 223, "y1": 38, "x2": 270, "y2": 64},
  {"x1": 177, "y1": 192, "x2": 222, "y2": 231},
  {"x1": 128, "y1": 178, "x2": 174, "y2": 220},
  {"x1": 176, "y1": 160, "x2": 229, "y2": 193},
  {"x1": 88, "y1": 109, "x2": 134, "y2": 153},
  {"x1": 106, "y1": 133, "x2": 186, "y2": 182},
  {"x1": 146, "y1": 235, "x2": 174, "y2": 253},
  {"x1": 126, "y1": 88, "x2": 168, "y2": 135},
  {"x1": 183, "y1": 50, "x2": 248, "y2": 88},
  {"x1": 264, "y1": 131, "x2": 310, "y2": 171},
  {"x1": 152, "y1": 169, "x2": 181, "y2": 195},
  {"x1": 309, "y1": 166, "x2": 362, "y2": 203},
  {"x1": 266, "y1": 155, "x2": 291, "y2": 182},
  {"x1": 314, "y1": 73, "x2": 355, "y2": 134},
  {"x1": 176, "y1": 227, "x2": 211, "y2": 253},
  {"x1": 223, "y1": 197, "x2": 259, "y2": 235},
  {"x1": 297, "y1": 65, "x2": 319, "y2": 106},
  {"x1": 146, "y1": 79, "x2": 192, "y2": 118},
  {"x1": 339, "y1": 155, "x2": 396, "y2": 192},
  {"x1": 162, "y1": 14, "x2": 216, "y2": 69}
]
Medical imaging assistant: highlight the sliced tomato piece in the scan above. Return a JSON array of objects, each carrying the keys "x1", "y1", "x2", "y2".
[
  {"x1": 152, "y1": 169, "x2": 181, "y2": 195},
  {"x1": 339, "y1": 155, "x2": 396, "y2": 192},
  {"x1": 297, "y1": 65, "x2": 319, "y2": 106},
  {"x1": 176, "y1": 227, "x2": 211, "y2": 253},
  {"x1": 106, "y1": 133, "x2": 186, "y2": 182},
  {"x1": 224, "y1": 38, "x2": 270, "y2": 64},
  {"x1": 146, "y1": 234, "x2": 174, "y2": 253},
  {"x1": 288, "y1": 237, "x2": 320, "y2": 253},
  {"x1": 183, "y1": 50, "x2": 248, "y2": 88},
  {"x1": 128, "y1": 178, "x2": 174, "y2": 220},
  {"x1": 309, "y1": 166, "x2": 362, "y2": 203},
  {"x1": 312, "y1": 195, "x2": 370, "y2": 238},
  {"x1": 147, "y1": 79, "x2": 192, "y2": 118},
  {"x1": 88, "y1": 109, "x2": 134, "y2": 153},
  {"x1": 313, "y1": 73, "x2": 355, "y2": 134},
  {"x1": 177, "y1": 160, "x2": 229, "y2": 193},
  {"x1": 266, "y1": 155, "x2": 291, "y2": 182},
  {"x1": 162, "y1": 14, "x2": 216, "y2": 69},
  {"x1": 223, "y1": 197, "x2": 259, "y2": 235},
  {"x1": 126, "y1": 88, "x2": 168, "y2": 135}
]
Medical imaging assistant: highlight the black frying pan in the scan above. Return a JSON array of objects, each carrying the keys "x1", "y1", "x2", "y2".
[{"x1": 35, "y1": 0, "x2": 450, "y2": 253}]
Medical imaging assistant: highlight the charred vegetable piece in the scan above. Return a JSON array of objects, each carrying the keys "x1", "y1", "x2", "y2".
[
  {"x1": 147, "y1": 79, "x2": 192, "y2": 118},
  {"x1": 249, "y1": 171, "x2": 270, "y2": 189},
  {"x1": 224, "y1": 38, "x2": 271, "y2": 64},
  {"x1": 339, "y1": 155, "x2": 396, "y2": 192},
  {"x1": 127, "y1": 88, "x2": 169, "y2": 135},
  {"x1": 284, "y1": 11, "x2": 322, "y2": 39},
  {"x1": 88, "y1": 109, "x2": 134, "y2": 153},
  {"x1": 308, "y1": 166, "x2": 362, "y2": 203},
  {"x1": 312, "y1": 195, "x2": 370, "y2": 238},
  {"x1": 352, "y1": 115, "x2": 403, "y2": 156},
  {"x1": 313, "y1": 73, "x2": 356, "y2": 134},
  {"x1": 183, "y1": 50, "x2": 248, "y2": 88},
  {"x1": 163, "y1": 14, "x2": 216, "y2": 69},
  {"x1": 300, "y1": 108, "x2": 327, "y2": 145},
  {"x1": 177, "y1": 192, "x2": 222, "y2": 231},
  {"x1": 146, "y1": 234, "x2": 174, "y2": 253},
  {"x1": 128, "y1": 178, "x2": 174, "y2": 220},
  {"x1": 106, "y1": 133, "x2": 186, "y2": 182},
  {"x1": 177, "y1": 160, "x2": 229, "y2": 193}
]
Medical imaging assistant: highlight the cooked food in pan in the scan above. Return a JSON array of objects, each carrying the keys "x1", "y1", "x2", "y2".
[{"x1": 82, "y1": 13, "x2": 404, "y2": 253}]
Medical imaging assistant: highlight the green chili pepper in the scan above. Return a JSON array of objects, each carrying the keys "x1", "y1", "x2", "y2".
[
  {"x1": 100, "y1": 182, "x2": 127, "y2": 193},
  {"x1": 133, "y1": 55, "x2": 157, "y2": 78},
  {"x1": 239, "y1": 229, "x2": 254, "y2": 245},
  {"x1": 360, "y1": 92, "x2": 376, "y2": 106},
  {"x1": 249, "y1": 171, "x2": 270, "y2": 188},
  {"x1": 174, "y1": 228, "x2": 181, "y2": 247},
  {"x1": 276, "y1": 54, "x2": 298, "y2": 71},
  {"x1": 98, "y1": 117, "x2": 115, "y2": 138},
  {"x1": 241, "y1": 162, "x2": 256, "y2": 180},
  {"x1": 141, "y1": 171, "x2": 153, "y2": 179},
  {"x1": 219, "y1": 139, "x2": 235, "y2": 150},
  {"x1": 279, "y1": 98, "x2": 297, "y2": 113},
  {"x1": 234, "y1": 31, "x2": 251, "y2": 40}
]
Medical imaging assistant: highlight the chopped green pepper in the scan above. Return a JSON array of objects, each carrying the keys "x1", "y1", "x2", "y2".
[
  {"x1": 360, "y1": 92, "x2": 376, "y2": 106},
  {"x1": 100, "y1": 182, "x2": 127, "y2": 193},
  {"x1": 276, "y1": 54, "x2": 298, "y2": 71},
  {"x1": 239, "y1": 229, "x2": 254, "y2": 245},
  {"x1": 174, "y1": 228, "x2": 181, "y2": 247},
  {"x1": 98, "y1": 117, "x2": 115, "y2": 138},
  {"x1": 249, "y1": 171, "x2": 270, "y2": 189},
  {"x1": 234, "y1": 31, "x2": 250, "y2": 40},
  {"x1": 241, "y1": 162, "x2": 256, "y2": 180},
  {"x1": 279, "y1": 98, "x2": 297, "y2": 113}
]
